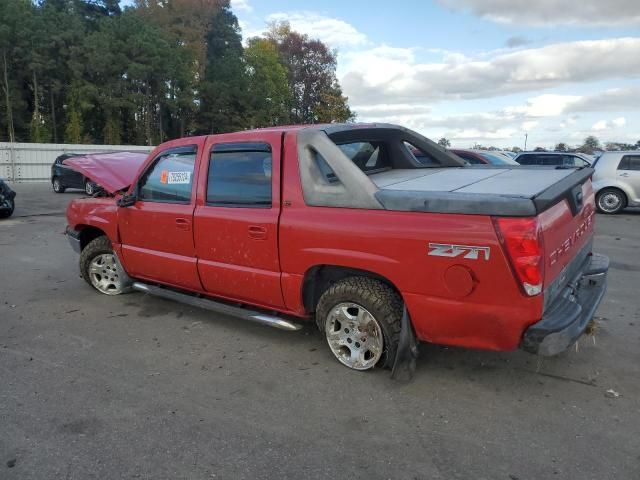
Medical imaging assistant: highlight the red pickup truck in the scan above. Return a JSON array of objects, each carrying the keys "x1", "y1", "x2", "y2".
[{"x1": 65, "y1": 124, "x2": 609, "y2": 373}]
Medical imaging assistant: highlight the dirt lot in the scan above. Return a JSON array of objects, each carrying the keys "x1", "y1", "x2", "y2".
[{"x1": 1, "y1": 183, "x2": 639, "y2": 479}]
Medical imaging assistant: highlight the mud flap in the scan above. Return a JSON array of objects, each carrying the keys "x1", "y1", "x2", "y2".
[{"x1": 391, "y1": 306, "x2": 419, "y2": 381}]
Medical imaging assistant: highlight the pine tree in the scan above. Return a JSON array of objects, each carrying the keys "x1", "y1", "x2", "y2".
[{"x1": 199, "y1": 5, "x2": 248, "y2": 133}]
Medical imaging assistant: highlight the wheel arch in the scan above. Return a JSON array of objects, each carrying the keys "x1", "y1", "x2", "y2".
[
  {"x1": 596, "y1": 186, "x2": 628, "y2": 207},
  {"x1": 75, "y1": 225, "x2": 107, "y2": 250},
  {"x1": 301, "y1": 264, "x2": 403, "y2": 314}
]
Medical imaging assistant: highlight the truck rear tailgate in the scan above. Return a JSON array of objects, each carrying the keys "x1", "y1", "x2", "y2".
[{"x1": 538, "y1": 178, "x2": 596, "y2": 305}]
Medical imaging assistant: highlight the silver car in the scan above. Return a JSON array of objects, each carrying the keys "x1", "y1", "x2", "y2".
[{"x1": 592, "y1": 151, "x2": 640, "y2": 214}]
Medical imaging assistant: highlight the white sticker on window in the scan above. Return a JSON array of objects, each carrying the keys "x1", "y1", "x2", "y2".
[{"x1": 167, "y1": 171, "x2": 191, "y2": 184}]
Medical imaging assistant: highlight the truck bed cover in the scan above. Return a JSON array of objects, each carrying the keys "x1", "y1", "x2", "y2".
[{"x1": 372, "y1": 166, "x2": 593, "y2": 216}]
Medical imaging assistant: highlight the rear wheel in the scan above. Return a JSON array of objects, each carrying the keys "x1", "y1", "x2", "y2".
[
  {"x1": 52, "y1": 177, "x2": 65, "y2": 193},
  {"x1": 316, "y1": 277, "x2": 402, "y2": 371},
  {"x1": 596, "y1": 188, "x2": 626, "y2": 214},
  {"x1": 80, "y1": 236, "x2": 127, "y2": 295}
]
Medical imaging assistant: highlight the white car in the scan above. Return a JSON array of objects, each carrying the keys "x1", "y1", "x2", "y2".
[{"x1": 592, "y1": 151, "x2": 640, "y2": 214}]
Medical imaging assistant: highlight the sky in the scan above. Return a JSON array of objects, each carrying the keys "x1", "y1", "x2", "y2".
[{"x1": 230, "y1": 0, "x2": 640, "y2": 149}]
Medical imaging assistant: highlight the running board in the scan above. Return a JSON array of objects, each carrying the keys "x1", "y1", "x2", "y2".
[{"x1": 131, "y1": 282, "x2": 302, "y2": 331}]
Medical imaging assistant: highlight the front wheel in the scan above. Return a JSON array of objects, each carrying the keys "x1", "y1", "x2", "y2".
[
  {"x1": 597, "y1": 188, "x2": 626, "y2": 214},
  {"x1": 0, "y1": 198, "x2": 14, "y2": 218},
  {"x1": 80, "y1": 236, "x2": 128, "y2": 295},
  {"x1": 52, "y1": 177, "x2": 65, "y2": 193},
  {"x1": 316, "y1": 277, "x2": 402, "y2": 371}
]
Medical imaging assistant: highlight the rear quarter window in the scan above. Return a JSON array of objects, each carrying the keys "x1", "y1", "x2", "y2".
[
  {"x1": 404, "y1": 142, "x2": 441, "y2": 166},
  {"x1": 618, "y1": 155, "x2": 640, "y2": 171},
  {"x1": 337, "y1": 142, "x2": 389, "y2": 173}
]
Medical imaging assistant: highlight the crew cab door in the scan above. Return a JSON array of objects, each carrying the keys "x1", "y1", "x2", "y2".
[
  {"x1": 193, "y1": 133, "x2": 285, "y2": 309},
  {"x1": 118, "y1": 144, "x2": 202, "y2": 291}
]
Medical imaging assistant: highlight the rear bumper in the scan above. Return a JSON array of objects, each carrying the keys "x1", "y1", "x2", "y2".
[
  {"x1": 521, "y1": 253, "x2": 609, "y2": 356},
  {"x1": 66, "y1": 226, "x2": 82, "y2": 254}
]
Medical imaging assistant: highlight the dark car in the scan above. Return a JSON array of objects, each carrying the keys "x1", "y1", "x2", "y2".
[
  {"x1": 514, "y1": 152, "x2": 591, "y2": 167},
  {"x1": 0, "y1": 178, "x2": 16, "y2": 218},
  {"x1": 51, "y1": 153, "x2": 98, "y2": 194},
  {"x1": 450, "y1": 149, "x2": 519, "y2": 166}
]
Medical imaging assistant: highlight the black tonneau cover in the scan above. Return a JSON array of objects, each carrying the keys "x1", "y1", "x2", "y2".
[{"x1": 372, "y1": 166, "x2": 594, "y2": 217}]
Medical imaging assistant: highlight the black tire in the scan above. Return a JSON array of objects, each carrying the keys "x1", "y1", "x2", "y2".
[
  {"x1": 0, "y1": 199, "x2": 14, "y2": 218},
  {"x1": 596, "y1": 188, "x2": 627, "y2": 214},
  {"x1": 52, "y1": 177, "x2": 65, "y2": 193},
  {"x1": 316, "y1": 276, "x2": 402, "y2": 370},
  {"x1": 84, "y1": 180, "x2": 96, "y2": 195},
  {"x1": 80, "y1": 235, "x2": 128, "y2": 295}
]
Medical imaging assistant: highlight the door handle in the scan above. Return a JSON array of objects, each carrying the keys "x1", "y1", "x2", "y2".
[
  {"x1": 248, "y1": 225, "x2": 267, "y2": 240},
  {"x1": 175, "y1": 218, "x2": 191, "y2": 231},
  {"x1": 619, "y1": 173, "x2": 630, "y2": 177}
]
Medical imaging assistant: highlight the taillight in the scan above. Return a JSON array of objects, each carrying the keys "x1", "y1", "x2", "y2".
[{"x1": 492, "y1": 217, "x2": 544, "y2": 296}]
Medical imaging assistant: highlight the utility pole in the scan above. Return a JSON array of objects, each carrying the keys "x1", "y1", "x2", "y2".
[{"x1": 524, "y1": 133, "x2": 528, "y2": 151}]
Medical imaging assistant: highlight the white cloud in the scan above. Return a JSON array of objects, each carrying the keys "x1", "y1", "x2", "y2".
[
  {"x1": 342, "y1": 38, "x2": 640, "y2": 105},
  {"x1": 592, "y1": 117, "x2": 627, "y2": 131},
  {"x1": 266, "y1": 12, "x2": 368, "y2": 48},
  {"x1": 592, "y1": 120, "x2": 608, "y2": 131},
  {"x1": 521, "y1": 120, "x2": 539, "y2": 131},
  {"x1": 350, "y1": 104, "x2": 432, "y2": 117},
  {"x1": 230, "y1": 0, "x2": 253, "y2": 13},
  {"x1": 436, "y1": 0, "x2": 640, "y2": 26},
  {"x1": 504, "y1": 94, "x2": 581, "y2": 117},
  {"x1": 566, "y1": 86, "x2": 640, "y2": 113},
  {"x1": 612, "y1": 117, "x2": 626, "y2": 127},
  {"x1": 448, "y1": 128, "x2": 518, "y2": 141}
]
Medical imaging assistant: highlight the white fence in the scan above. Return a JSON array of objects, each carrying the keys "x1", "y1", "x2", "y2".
[{"x1": 0, "y1": 142, "x2": 153, "y2": 182}]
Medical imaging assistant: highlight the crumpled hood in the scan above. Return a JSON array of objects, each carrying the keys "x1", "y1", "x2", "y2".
[{"x1": 63, "y1": 152, "x2": 148, "y2": 194}]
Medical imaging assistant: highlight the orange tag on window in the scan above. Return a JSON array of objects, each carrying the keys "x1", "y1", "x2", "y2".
[{"x1": 160, "y1": 170, "x2": 168, "y2": 184}]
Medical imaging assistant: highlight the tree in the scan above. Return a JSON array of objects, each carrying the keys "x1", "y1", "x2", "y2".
[
  {"x1": 437, "y1": 137, "x2": 451, "y2": 148},
  {"x1": 314, "y1": 83, "x2": 354, "y2": 123},
  {"x1": 134, "y1": 0, "x2": 226, "y2": 82},
  {"x1": 266, "y1": 22, "x2": 353, "y2": 124},
  {"x1": 554, "y1": 142, "x2": 568, "y2": 152},
  {"x1": 0, "y1": 0, "x2": 33, "y2": 142},
  {"x1": 198, "y1": 5, "x2": 248, "y2": 133},
  {"x1": 62, "y1": 81, "x2": 85, "y2": 143},
  {"x1": 511, "y1": 146, "x2": 522, "y2": 153},
  {"x1": 580, "y1": 135, "x2": 600, "y2": 154},
  {"x1": 244, "y1": 37, "x2": 291, "y2": 128},
  {"x1": 0, "y1": 1, "x2": 356, "y2": 144}
]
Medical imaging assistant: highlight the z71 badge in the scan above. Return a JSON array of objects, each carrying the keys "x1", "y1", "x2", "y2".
[{"x1": 428, "y1": 243, "x2": 490, "y2": 261}]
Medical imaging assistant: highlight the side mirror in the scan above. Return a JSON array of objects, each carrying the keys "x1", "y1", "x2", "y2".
[{"x1": 117, "y1": 193, "x2": 137, "y2": 207}]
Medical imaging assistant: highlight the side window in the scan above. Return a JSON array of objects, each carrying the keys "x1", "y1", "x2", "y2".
[
  {"x1": 138, "y1": 147, "x2": 197, "y2": 203},
  {"x1": 517, "y1": 154, "x2": 535, "y2": 165},
  {"x1": 404, "y1": 141, "x2": 441, "y2": 166},
  {"x1": 562, "y1": 155, "x2": 577, "y2": 166},
  {"x1": 338, "y1": 141, "x2": 389, "y2": 173},
  {"x1": 207, "y1": 143, "x2": 272, "y2": 207},
  {"x1": 619, "y1": 155, "x2": 640, "y2": 171},
  {"x1": 539, "y1": 155, "x2": 559, "y2": 166}
]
